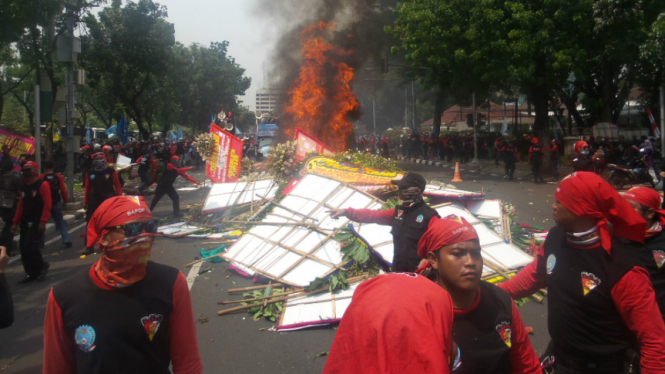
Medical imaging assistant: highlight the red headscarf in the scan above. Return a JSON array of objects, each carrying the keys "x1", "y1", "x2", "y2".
[
  {"x1": 86, "y1": 195, "x2": 153, "y2": 248},
  {"x1": 624, "y1": 187, "x2": 665, "y2": 226},
  {"x1": 573, "y1": 141, "x2": 588, "y2": 154},
  {"x1": 418, "y1": 216, "x2": 479, "y2": 259},
  {"x1": 323, "y1": 274, "x2": 454, "y2": 374},
  {"x1": 554, "y1": 172, "x2": 646, "y2": 252}
]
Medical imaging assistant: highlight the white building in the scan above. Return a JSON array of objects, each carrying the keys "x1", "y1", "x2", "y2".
[{"x1": 255, "y1": 88, "x2": 284, "y2": 113}]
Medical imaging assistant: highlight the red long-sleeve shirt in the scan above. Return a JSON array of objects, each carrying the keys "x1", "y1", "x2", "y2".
[
  {"x1": 167, "y1": 164, "x2": 198, "y2": 184},
  {"x1": 345, "y1": 208, "x2": 394, "y2": 226},
  {"x1": 43, "y1": 267, "x2": 202, "y2": 374},
  {"x1": 84, "y1": 171, "x2": 123, "y2": 204},
  {"x1": 454, "y1": 291, "x2": 541, "y2": 374},
  {"x1": 498, "y1": 251, "x2": 665, "y2": 373},
  {"x1": 13, "y1": 180, "x2": 52, "y2": 226},
  {"x1": 40, "y1": 173, "x2": 69, "y2": 204}
]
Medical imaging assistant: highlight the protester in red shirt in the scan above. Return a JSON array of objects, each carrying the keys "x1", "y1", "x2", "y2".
[
  {"x1": 43, "y1": 196, "x2": 202, "y2": 374},
  {"x1": 149, "y1": 155, "x2": 199, "y2": 217},
  {"x1": 417, "y1": 216, "x2": 540, "y2": 374},
  {"x1": 12, "y1": 161, "x2": 52, "y2": 284},
  {"x1": 323, "y1": 273, "x2": 455, "y2": 374},
  {"x1": 498, "y1": 172, "x2": 665, "y2": 373}
]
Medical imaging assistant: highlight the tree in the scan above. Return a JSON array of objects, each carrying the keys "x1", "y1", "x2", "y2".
[
  {"x1": 171, "y1": 42, "x2": 251, "y2": 132},
  {"x1": 80, "y1": 0, "x2": 176, "y2": 139}
]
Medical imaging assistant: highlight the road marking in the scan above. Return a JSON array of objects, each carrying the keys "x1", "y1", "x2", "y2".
[
  {"x1": 186, "y1": 262, "x2": 202, "y2": 290},
  {"x1": 8, "y1": 221, "x2": 88, "y2": 264}
]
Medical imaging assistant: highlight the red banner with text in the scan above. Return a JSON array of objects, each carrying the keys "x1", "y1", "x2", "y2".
[{"x1": 206, "y1": 123, "x2": 243, "y2": 183}]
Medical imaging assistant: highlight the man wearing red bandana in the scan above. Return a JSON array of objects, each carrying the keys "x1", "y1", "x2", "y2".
[
  {"x1": 43, "y1": 196, "x2": 202, "y2": 374},
  {"x1": 418, "y1": 216, "x2": 540, "y2": 374},
  {"x1": 624, "y1": 187, "x2": 665, "y2": 320},
  {"x1": 499, "y1": 172, "x2": 665, "y2": 373}
]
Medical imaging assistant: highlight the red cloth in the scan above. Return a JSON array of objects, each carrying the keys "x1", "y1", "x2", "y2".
[
  {"x1": 86, "y1": 195, "x2": 153, "y2": 248},
  {"x1": 345, "y1": 208, "x2": 394, "y2": 226},
  {"x1": 573, "y1": 141, "x2": 588, "y2": 154},
  {"x1": 40, "y1": 173, "x2": 69, "y2": 204},
  {"x1": 43, "y1": 271, "x2": 202, "y2": 374},
  {"x1": 12, "y1": 181, "x2": 52, "y2": 226},
  {"x1": 624, "y1": 187, "x2": 665, "y2": 226},
  {"x1": 84, "y1": 170, "x2": 123, "y2": 204},
  {"x1": 454, "y1": 287, "x2": 541, "y2": 374},
  {"x1": 554, "y1": 172, "x2": 646, "y2": 252},
  {"x1": 323, "y1": 273, "x2": 454, "y2": 374},
  {"x1": 417, "y1": 216, "x2": 478, "y2": 259}
]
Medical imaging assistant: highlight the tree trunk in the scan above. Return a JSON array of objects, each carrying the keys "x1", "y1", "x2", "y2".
[
  {"x1": 600, "y1": 61, "x2": 613, "y2": 123},
  {"x1": 0, "y1": 94, "x2": 4, "y2": 121},
  {"x1": 432, "y1": 90, "x2": 445, "y2": 138},
  {"x1": 528, "y1": 84, "x2": 550, "y2": 139}
]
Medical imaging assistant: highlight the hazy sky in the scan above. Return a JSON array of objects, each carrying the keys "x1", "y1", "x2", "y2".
[{"x1": 148, "y1": 0, "x2": 272, "y2": 110}]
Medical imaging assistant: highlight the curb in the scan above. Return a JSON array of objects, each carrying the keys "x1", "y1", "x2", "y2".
[{"x1": 398, "y1": 157, "x2": 449, "y2": 168}]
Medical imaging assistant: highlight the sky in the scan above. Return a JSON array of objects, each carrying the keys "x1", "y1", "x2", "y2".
[{"x1": 128, "y1": 0, "x2": 273, "y2": 111}]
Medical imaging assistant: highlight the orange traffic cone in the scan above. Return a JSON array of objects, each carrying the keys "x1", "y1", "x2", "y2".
[{"x1": 451, "y1": 162, "x2": 463, "y2": 182}]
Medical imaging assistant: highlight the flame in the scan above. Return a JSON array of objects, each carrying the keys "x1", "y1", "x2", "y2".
[{"x1": 282, "y1": 22, "x2": 360, "y2": 152}]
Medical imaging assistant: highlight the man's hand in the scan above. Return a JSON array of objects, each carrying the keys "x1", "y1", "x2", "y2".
[
  {"x1": 39, "y1": 223, "x2": 46, "y2": 232},
  {"x1": 0, "y1": 246, "x2": 8, "y2": 273},
  {"x1": 326, "y1": 209, "x2": 347, "y2": 219},
  {"x1": 416, "y1": 259, "x2": 431, "y2": 277},
  {"x1": 9, "y1": 226, "x2": 16, "y2": 234}
]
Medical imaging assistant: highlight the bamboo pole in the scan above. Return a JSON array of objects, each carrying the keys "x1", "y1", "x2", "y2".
[
  {"x1": 185, "y1": 254, "x2": 224, "y2": 267},
  {"x1": 219, "y1": 289, "x2": 303, "y2": 305},
  {"x1": 217, "y1": 274, "x2": 369, "y2": 315},
  {"x1": 228, "y1": 283, "x2": 285, "y2": 293}
]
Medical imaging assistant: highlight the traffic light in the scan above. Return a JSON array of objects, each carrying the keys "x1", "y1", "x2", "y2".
[
  {"x1": 466, "y1": 113, "x2": 474, "y2": 128},
  {"x1": 476, "y1": 113, "x2": 486, "y2": 128}
]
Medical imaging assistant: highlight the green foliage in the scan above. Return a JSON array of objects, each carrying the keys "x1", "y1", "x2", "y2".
[
  {"x1": 242, "y1": 288, "x2": 285, "y2": 322},
  {"x1": 330, "y1": 150, "x2": 401, "y2": 172},
  {"x1": 381, "y1": 197, "x2": 400, "y2": 211}
]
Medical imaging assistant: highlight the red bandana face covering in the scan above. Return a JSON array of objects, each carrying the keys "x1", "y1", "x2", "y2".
[{"x1": 94, "y1": 234, "x2": 155, "y2": 288}]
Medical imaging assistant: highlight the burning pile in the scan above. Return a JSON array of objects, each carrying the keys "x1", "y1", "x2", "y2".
[{"x1": 282, "y1": 22, "x2": 360, "y2": 152}]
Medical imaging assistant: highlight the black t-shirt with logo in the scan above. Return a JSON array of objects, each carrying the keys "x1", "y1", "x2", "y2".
[{"x1": 390, "y1": 201, "x2": 439, "y2": 272}]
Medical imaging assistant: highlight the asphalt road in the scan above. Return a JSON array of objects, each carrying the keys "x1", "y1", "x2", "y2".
[{"x1": 0, "y1": 161, "x2": 558, "y2": 373}]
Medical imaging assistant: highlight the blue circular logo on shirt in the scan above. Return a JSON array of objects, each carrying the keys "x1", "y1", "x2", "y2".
[
  {"x1": 416, "y1": 214, "x2": 424, "y2": 223},
  {"x1": 546, "y1": 254, "x2": 556, "y2": 275},
  {"x1": 75, "y1": 325, "x2": 97, "y2": 352},
  {"x1": 90, "y1": 174, "x2": 96, "y2": 180}
]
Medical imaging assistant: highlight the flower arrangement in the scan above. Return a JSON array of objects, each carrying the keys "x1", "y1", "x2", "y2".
[
  {"x1": 331, "y1": 150, "x2": 400, "y2": 172},
  {"x1": 266, "y1": 141, "x2": 299, "y2": 181},
  {"x1": 194, "y1": 133, "x2": 215, "y2": 161}
]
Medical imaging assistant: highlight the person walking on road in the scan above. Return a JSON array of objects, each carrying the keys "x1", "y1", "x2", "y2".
[
  {"x1": 136, "y1": 150, "x2": 159, "y2": 195},
  {"x1": 12, "y1": 161, "x2": 51, "y2": 284},
  {"x1": 41, "y1": 160, "x2": 72, "y2": 248},
  {"x1": 149, "y1": 155, "x2": 199, "y2": 217},
  {"x1": 83, "y1": 153, "x2": 123, "y2": 255},
  {"x1": 502, "y1": 140, "x2": 519, "y2": 181},
  {"x1": 43, "y1": 196, "x2": 202, "y2": 374},
  {"x1": 528, "y1": 138, "x2": 544, "y2": 183},
  {"x1": 327, "y1": 173, "x2": 440, "y2": 273},
  {"x1": 0, "y1": 160, "x2": 21, "y2": 256}
]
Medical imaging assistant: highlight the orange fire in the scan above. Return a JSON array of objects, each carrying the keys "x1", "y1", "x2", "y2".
[{"x1": 282, "y1": 22, "x2": 360, "y2": 152}]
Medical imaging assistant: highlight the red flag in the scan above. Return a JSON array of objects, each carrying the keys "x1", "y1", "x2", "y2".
[{"x1": 647, "y1": 109, "x2": 661, "y2": 138}]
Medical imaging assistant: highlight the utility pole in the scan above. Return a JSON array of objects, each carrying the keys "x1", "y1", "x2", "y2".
[
  {"x1": 411, "y1": 81, "x2": 416, "y2": 132},
  {"x1": 372, "y1": 94, "x2": 376, "y2": 134},
  {"x1": 34, "y1": 86, "x2": 41, "y2": 168},
  {"x1": 63, "y1": 1, "x2": 79, "y2": 201},
  {"x1": 660, "y1": 86, "x2": 665, "y2": 157},
  {"x1": 404, "y1": 88, "x2": 408, "y2": 130},
  {"x1": 472, "y1": 93, "x2": 478, "y2": 163}
]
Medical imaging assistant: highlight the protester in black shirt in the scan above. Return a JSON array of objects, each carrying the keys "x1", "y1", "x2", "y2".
[
  {"x1": 0, "y1": 246, "x2": 12, "y2": 329},
  {"x1": 0, "y1": 161, "x2": 21, "y2": 256}
]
